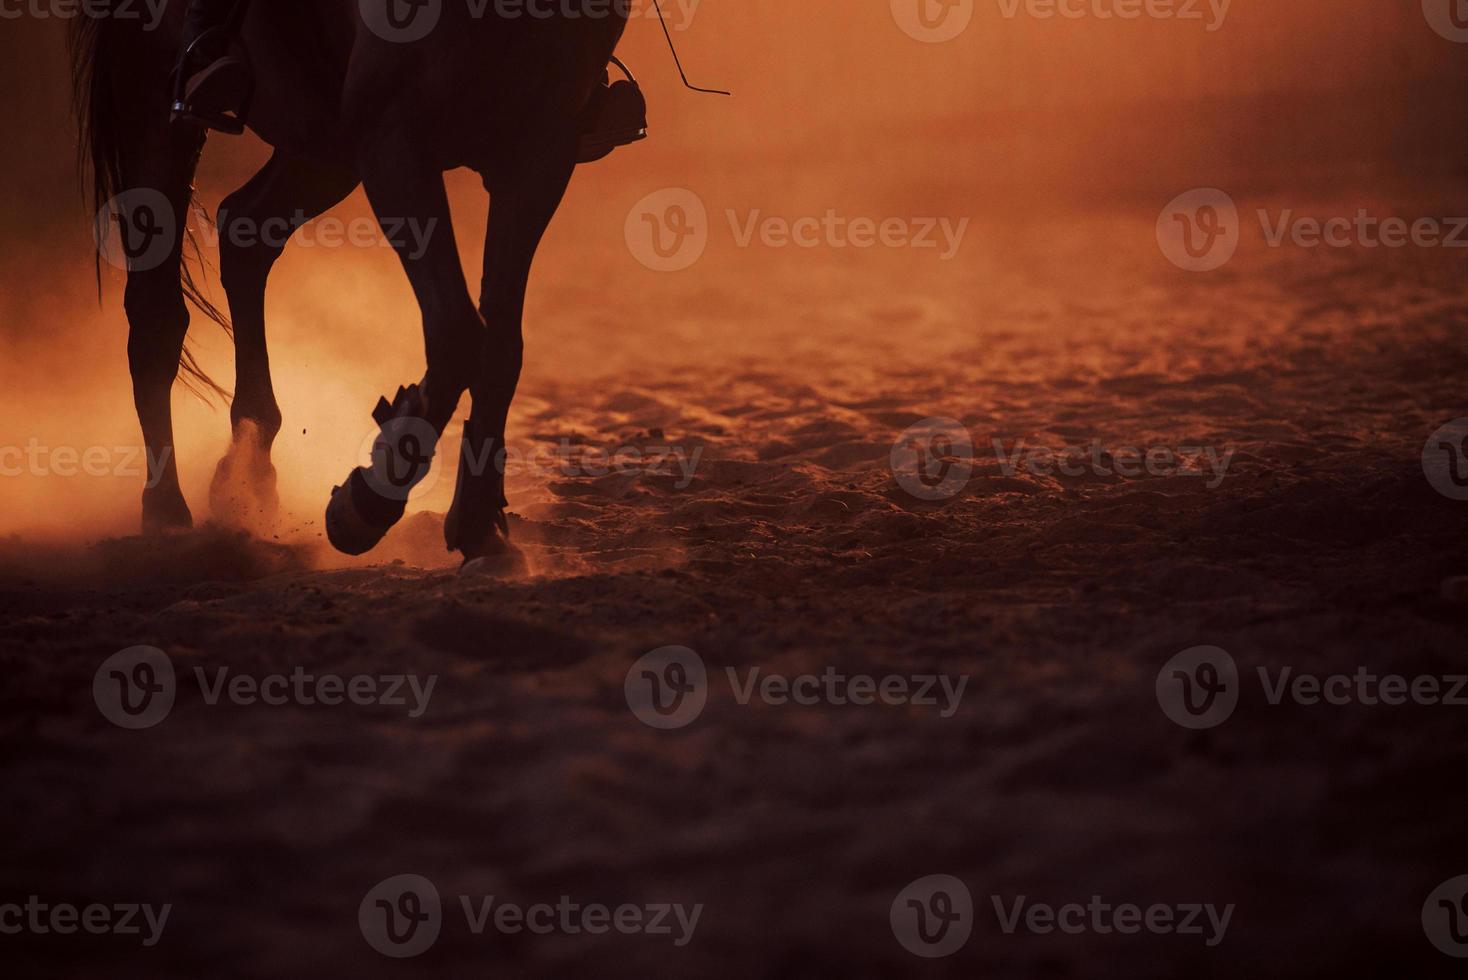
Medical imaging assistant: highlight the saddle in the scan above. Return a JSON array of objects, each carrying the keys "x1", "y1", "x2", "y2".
[{"x1": 172, "y1": 34, "x2": 649, "y2": 165}]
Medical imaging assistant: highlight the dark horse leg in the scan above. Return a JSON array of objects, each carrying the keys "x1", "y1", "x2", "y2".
[
  {"x1": 210, "y1": 152, "x2": 358, "y2": 528},
  {"x1": 324, "y1": 147, "x2": 482, "y2": 555},
  {"x1": 113, "y1": 91, "x2": 206, "y2": 533},
  {"x1": 446, "y1": 135, "x2": 578, "y2": 564}
]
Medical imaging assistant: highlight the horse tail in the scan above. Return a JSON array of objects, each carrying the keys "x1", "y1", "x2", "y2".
[{"x1": 68, "y1": 12, "x2": 231, "y2": 401}]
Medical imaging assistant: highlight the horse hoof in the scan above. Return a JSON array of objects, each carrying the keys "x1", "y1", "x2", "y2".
[
  {"x1": 327, "y1": 385, "x2": 436, "y2": 556},
  {"x1": 325, "y1": 470, "x2": 404, "y2": 556},
  {"x1": 209, "y1": 444, "x2": 279, "y2": 533},
  {"x1": 460, "y1": 547, "x2": 528, "y2": 578},
  {"x1": 449, "y1": 503, "x2": 516, "y2": 559},
  {"x1": 141, "y1": 487, "x2": 193, "y2": 535}
]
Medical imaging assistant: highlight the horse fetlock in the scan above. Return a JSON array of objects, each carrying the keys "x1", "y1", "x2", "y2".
[
  {"x1": 226, "y1": 399, "x2": 280, "y2": 443},
  {"x1": 444, "y1": 416, "x2": 511, "y2": 559},
  {"x1": 141, "y1": 484, "x2": 193, "y2": 535}
]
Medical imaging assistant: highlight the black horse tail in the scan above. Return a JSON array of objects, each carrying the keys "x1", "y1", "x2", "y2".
[{"x1": 69, "y1": 11, "x2": 230, "y2": 401}]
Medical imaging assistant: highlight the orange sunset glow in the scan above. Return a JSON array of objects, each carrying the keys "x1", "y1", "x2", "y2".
[{"x1": 3, "y1": 1, "x2": 1468, "y2": 976}]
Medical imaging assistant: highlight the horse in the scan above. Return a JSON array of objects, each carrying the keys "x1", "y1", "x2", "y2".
[{"x1": 71, "y1": 0, "x2": 631, "y2": 565}]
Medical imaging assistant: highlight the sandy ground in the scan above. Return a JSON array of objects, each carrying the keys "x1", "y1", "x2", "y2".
[{"x1": 4, "y1": 198, "x2": 1468, "y2": 978}]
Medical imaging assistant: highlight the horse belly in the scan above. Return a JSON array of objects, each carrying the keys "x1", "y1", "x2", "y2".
[{"x1": 343, "y1": 7, "x2": 629, "y2": 168}]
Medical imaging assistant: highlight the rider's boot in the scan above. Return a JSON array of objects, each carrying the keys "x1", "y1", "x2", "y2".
[
  {"x1": 577, "y1": 57, "x2": 648, "y2": 164},
  {"x1": 171, "y1": 0, "x2": 252, "y2": 135}
]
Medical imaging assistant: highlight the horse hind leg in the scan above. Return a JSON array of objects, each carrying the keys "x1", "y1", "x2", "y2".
[
  {"x1": 210, "y1": 153, "x2": 359, "y2": 531},
  {"x1": 111, "y1": 119, "x2": 208, "y2": 535}
]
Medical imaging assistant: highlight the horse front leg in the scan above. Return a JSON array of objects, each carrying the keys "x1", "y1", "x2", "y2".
[
  {"x1": 324, "y1": 156, "x2": 481, "y2": 556},
  {"x1": 446, "y1": 138, "x2": 577, "y2": 567},
  {"x1": 211, "y1": 152, "x2": 359, "y2": 531}
]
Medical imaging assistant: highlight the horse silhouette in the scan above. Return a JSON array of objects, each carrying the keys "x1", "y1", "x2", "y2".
[{"x1": 71, "y1": 0, "x2": 632, "y2": 564}]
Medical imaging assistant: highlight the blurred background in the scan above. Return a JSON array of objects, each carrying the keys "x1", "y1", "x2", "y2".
[{"x1": 2, "y1": 0, "x2": 1465, "y2": 539}]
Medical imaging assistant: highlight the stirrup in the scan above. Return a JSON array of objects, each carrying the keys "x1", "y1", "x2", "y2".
[
  {"x1": 170, "y1": 27, "x2": 253, "y2": 136},
  {"x1": 578, "y1": 57, "x2": 648, "y2": 164}
]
